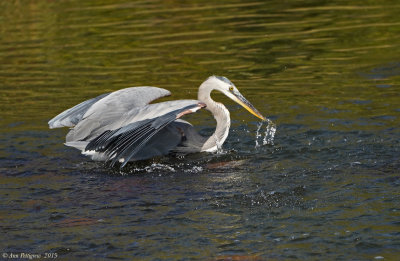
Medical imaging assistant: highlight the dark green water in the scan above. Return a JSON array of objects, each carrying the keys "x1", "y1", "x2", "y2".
[{"x1": 1, "y1": 0, "x2": 399, "y2": 260}]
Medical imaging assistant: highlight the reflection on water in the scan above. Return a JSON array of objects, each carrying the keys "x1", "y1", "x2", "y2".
[{"x1": 0, "y1": 0, "x2": 399, "y2": 260}]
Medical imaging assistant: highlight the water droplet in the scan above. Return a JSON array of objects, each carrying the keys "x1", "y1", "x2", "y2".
[
  {"x1": 263, "y1": 119, "x2": 277, "y2": 145},
  {"x1": 144, "y1": 163, "x2": 176, "y2": 173},
  {"x1": 255, "y1": 122, "x2": 263, "y2": 148},
  {"x1": 255, "y1": 119, "x2": 277, "y2": 147}
]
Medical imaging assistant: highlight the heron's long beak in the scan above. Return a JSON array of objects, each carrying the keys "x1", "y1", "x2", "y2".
[{"x1": 227, "y1": 91, "x2": 266, "y2": 121}]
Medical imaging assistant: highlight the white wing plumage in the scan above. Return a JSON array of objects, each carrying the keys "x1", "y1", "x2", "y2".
[{"x1": 48, "y1": 86, "x2": 170, "y2": 130}]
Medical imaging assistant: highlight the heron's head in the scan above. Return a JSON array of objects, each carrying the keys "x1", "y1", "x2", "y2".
[{"x1": 203, "y1": 75, "x2": 266, "y2": 121}]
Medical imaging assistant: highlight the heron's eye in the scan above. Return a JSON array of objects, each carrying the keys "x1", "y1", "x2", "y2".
[{"x1": 229, "y1": 86, "x2": 234, "y2": 91}]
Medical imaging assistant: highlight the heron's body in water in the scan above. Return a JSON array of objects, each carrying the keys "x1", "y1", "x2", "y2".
[{"x1": 49, "y1": 76, "x2": 266, "y2": 168}]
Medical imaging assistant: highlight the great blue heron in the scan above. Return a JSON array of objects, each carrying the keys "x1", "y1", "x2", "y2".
[{"x1": 49, "y1": 76, "x2": 266, "y2": 168}]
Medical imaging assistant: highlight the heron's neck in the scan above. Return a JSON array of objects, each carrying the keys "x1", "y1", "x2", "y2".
[{"x1": 198, "y1": 82, "x2": 231, "y2": 152}]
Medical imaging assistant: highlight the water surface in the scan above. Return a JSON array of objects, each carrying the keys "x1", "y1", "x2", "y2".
[{"x1": 1, "y1": 0, "x2": 399, "y2": 260}]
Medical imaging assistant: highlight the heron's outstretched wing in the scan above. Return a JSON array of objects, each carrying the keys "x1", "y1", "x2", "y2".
[
  {"x1": 48, "y1": 93, "x2": 109, "y2": 129},
  {"x1": 60, "y1": 87, "x2": 171, "y2": 142},
  {"x1": 49, "y1": 87, "x2": 171, "y2": 130},
  {"x1": 85, "y1": 102, "x2": 206, "y2": 168}
]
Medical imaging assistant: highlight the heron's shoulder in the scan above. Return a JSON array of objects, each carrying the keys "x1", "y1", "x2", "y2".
[
  {"x1": 135, "y1": 100, "x2": 205, "y2": 120},
  {"x1": 91, "y1": 86, "x2": 171, "y2": 110},
  {"x1": 111, "y1": 86, "x2": 171, "y2": 99},
  {"x1": 148, "y1": 99, "x2": 196, "y2": 105}
]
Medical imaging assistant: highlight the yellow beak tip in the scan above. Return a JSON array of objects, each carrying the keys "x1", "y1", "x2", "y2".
[{"x1": 258, "y1": 115, "x2": 267, "y2": 121}]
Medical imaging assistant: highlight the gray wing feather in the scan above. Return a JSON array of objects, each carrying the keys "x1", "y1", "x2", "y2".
[
  {"x1": 48, "y1": 93, "x2": 110, "y2": 129},
  {"x1": 49, "y1": 86, "x2": 171, "y2": 130},
  {"x1": 66, "y1": 98, "x2": 195, "y2": 143},
  {"x1": 64, "y1": 87, "x2": 171, "y2": 142},
  {"x1": 85, "y1": 103, "x2": 204, "y2": 168}
]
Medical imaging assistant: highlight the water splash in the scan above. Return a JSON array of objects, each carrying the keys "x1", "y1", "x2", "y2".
[
  {"x1": 263, "y1": 119, "x2": 277, "y2": 145},
  {"x1": 120, "y1": 163, "x2": 176, "y2": 174},
  {"x1": 183, "y1": 166, "x2": 203, "y2": 173},
  {"x1": 255, "y1": 119, "x2": 277, "y2": 147},
  {"x1": 144, "y1": 163, "x2": 176, "y2": 173},
  {"x1": 255, "y1": 122, "x2": 263, "y2": 147},
  {"x1": 119, "y1": 162, "x2": 206, "y2": 175}
]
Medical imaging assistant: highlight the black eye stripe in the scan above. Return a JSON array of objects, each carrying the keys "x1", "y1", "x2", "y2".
[{"x1": 215, "y1": 76, "x2": 233, "y2": 85}]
